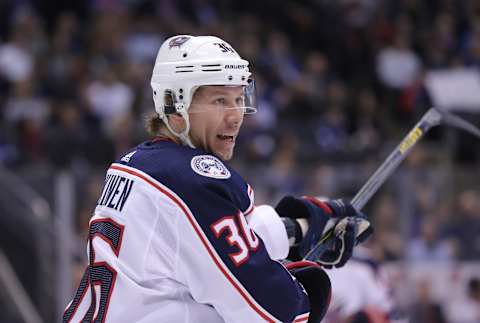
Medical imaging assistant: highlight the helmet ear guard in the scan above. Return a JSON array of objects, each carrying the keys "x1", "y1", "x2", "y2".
[
  {"x1": 162, "y1": 90, "x2": 185, "y2": 115},
  {"x1": 152, "y1": 87, "x2": 187, "y2": 117},
  {"x1": 163, "y1": 90, "x2": 175, "y2": 115}
]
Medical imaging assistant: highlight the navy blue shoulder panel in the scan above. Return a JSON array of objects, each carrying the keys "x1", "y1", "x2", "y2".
[
  {"x1": 117, "y1": 140, "x2": 252, "y2": 213},
  {"x1": 116, "y1": 140, "x2": 310, "y2": 322}
]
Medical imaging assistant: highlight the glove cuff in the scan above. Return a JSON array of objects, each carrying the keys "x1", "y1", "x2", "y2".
[
  {"x1": 285, "y1": 260, "x2": 320, "y2": 270},
  {"x1": 287, "y1": 261, "x2": 332, "y2": 323},
  {"x1": 302, "y1": 196, "x2": 333, "y2": 214}
]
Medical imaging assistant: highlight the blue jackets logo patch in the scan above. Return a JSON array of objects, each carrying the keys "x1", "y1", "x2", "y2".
[
  {"x1": 191, "y1": 155, "x2": 231, "y2": 179},
  {"x1": 168, "y1": 36, "x2": 191, "y2": 49}
]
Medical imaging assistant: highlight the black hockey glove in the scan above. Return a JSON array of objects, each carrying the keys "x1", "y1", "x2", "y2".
[
  {"x1": 286, "y1": 260, "x2": 331, "y2": 323},
  {"x1": 276, "y1": 196, "x2": 373, "y2": 268}
]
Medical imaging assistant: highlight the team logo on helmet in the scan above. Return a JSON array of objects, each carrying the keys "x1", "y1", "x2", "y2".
[
  {"x1": 190, "y1": 155, "x2": 231, "y2": 179},
  {"x1": 168, "y1": 36, "x2": 191, "y2": 49}
]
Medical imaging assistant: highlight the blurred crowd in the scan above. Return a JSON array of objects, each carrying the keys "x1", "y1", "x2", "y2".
[{"x1": 0, "y1": 0, "x2": 480, "y2": 321}]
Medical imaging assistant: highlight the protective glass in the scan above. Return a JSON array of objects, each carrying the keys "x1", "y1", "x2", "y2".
[{"x1": 188, "y1": 79, "x2": 257, "y2": 115}]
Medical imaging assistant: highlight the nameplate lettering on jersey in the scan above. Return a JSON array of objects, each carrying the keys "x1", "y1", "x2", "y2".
[{"x1": 97, "y1": 174, "x2": 134, "y2": 212}]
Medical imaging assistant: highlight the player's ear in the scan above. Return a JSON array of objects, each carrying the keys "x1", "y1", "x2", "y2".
[{"x1": 167, "y1": 113, "x2": 187, "y2": 133}]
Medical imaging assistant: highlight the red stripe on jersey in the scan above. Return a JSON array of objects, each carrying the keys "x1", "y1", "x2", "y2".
[
  {"x1": 244, "y1": 184, "x2": 255, "y2": 215},
  {"x1": 244, "y1": 204, "x2": 255, "y2": 216},
  {"x1": 293, "y1": 313, "x2": 309, "y2": 322},
  {"x1": 247, "y1": 184, "x2": 254, "y2": 196},
  {"x1": 109, "y1": 164, "x2": 278, "y2": 323},
  {"x1": 151, "y1": 135, "x2": 176, "y2": 143}
]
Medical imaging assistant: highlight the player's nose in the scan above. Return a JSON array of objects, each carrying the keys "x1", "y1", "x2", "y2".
[{"x1": 224, "y1": 107, "x2": 243, "y2": 127}]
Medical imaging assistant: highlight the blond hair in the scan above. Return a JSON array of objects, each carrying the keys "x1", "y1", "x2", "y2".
[{"x1": 145, "y1": 112, "x2": 165, "y2": 136}]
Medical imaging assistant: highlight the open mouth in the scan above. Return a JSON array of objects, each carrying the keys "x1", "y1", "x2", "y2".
[{"x1": 217, "y1": 134, "x2": 235, "y2": 142}]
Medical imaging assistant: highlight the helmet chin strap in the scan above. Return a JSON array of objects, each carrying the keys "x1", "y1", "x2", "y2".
[{"x1": 161, "y1": 109, "x2": 196, "y2": 149}]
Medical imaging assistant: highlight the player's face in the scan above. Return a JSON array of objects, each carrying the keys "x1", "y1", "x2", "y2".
[{"x1": 189, "y1": 86, "x2": 245, "y2": 160}]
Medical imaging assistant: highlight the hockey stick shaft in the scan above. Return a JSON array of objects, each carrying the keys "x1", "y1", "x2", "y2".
[
  {"x1": 351, "y1": 107, "x2": 480, "y2": 210},
  {"x1": 304, "y1": 107, "x2": 480, "y2": 261},
  {"x1": 350, "y1": 108, "x2": 442, "y2": 210},
  {"x1": 304, "y1": 108, "x2": 443, "y2": 261}
]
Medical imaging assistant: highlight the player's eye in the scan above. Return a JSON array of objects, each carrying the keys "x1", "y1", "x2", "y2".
[
  {"x1": 213, "y1": 97, "x2": 227, "y2": 105},
  {"x1": 235, "y1": 97, "x2": 245, "y2": 106}
]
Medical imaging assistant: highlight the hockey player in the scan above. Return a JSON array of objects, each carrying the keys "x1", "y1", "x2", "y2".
[
  {"x1": 323, "y1": 245, "x2": 405, "y2": 323},
  {"x1": 63, "y1": 35, "x2": 372, "y2": 323}
]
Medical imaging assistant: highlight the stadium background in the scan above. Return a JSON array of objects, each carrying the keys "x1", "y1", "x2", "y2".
[{"x1": 0, "y1": 0, "x2": 479, "y2": 322}]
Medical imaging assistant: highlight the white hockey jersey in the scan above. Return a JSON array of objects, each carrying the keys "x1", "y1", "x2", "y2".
[
  {"x1": 63, "y1": 138, "x2": 310, "y2": 323},
  {"x1": 324, "y1": 250, "x2": 394, "y2": 322}
]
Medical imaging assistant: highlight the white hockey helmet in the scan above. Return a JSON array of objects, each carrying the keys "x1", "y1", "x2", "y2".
[{"x1": 151, "y1": 35, "x2": 256, "y2": 148}]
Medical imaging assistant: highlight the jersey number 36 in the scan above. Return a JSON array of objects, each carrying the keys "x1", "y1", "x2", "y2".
[{"x1": 211, "y1": 211, "x2": 259, "y2": 266}]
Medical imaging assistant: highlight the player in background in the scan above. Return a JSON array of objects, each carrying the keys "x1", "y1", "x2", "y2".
[
  {"x1": 323, "y1": 243, "x2": 407, "y2": 323},
  {"x1": 63, "y1": 35, "x2": 372, "y2": 323}
]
